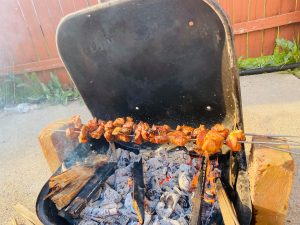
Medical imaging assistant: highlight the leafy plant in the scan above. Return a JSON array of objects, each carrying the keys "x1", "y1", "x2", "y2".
[
  {"x1": 238, "y1": 38, "x2": 300, "y2": 70},
  {"x1": 40, "y1": 73, "x2": 80, "y2": 105},
  {"x1": 0, "y1": 72, "x2": 80, "y2": 107}
]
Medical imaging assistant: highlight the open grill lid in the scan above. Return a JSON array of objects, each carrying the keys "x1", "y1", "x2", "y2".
[{"x1": 57, "y1": 0, "x2": 243, "y2": 130}]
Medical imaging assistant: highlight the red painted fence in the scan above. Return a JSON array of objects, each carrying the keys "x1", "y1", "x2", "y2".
[{"x1": 0, "y1": 0, "x2": 299, "y2": 85}]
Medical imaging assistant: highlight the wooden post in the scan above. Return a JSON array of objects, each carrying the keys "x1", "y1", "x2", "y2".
[
  {"x1": 38, "y1": 119, "x2": 78, "y2": 172},
  {"x1": 248, "y1": 137, "x2": 294, "y2": 225}
]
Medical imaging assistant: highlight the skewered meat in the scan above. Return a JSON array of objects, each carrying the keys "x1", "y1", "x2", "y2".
[
  {"x1": 151, "y1": 125, "x2": 171, "y2": 134},
  {"x1": 226, "y1": 130, "x2": 246, "y2": 151},
  {"x1": 65, "y1": 115, "x2": 247, "y2": 155},
  {"x1": 112, "y1": 127, "x2": 132, "y2": 135},
  {"x1": 195, "y1": 128, "x2": 208, "y2": 149},
  {"x1": 79, "y1": 125, "x2": 89, "y2": 143},
  {"x1": 86, "y1": 118, "x2": 98, "y2": 132},
  {"x1": 202, "y1": 130, "x2": 225, "y2": 155},
  {"x1": 192, "y1": 124, "x2": 206, "y2": 137},
  {"x1": 211, "y1": 124, "x2": 229, "y2": 138},
  {"x1": 149, "y1": 124, "x2": 171, "y2": 143},
  {"x1": 71, "y1": 115, "x2": 82, "y2": 129},
  {"x1": 141, "y1": 122, "x2": 150, "y2": 141},
  {"x1": 104, "y1": 120, "x2": 114, "y2": 130},
  {"x1": 66, "y1": 127, "x2": 79, "y2": 139},
  {"x1": 112, "y1": 117, "x2": 125, "y2": 127},
  {"x1": 153, "y1": 135, "x2": 169, "y2": 144},
  {"x1": 123, "y1": 117, "x2": 135, "y2": 131},
  {"x1": 90, "y1": 125, "x2": 105, "y2": 139},
  {"x1": 167, "y1": 131, "x2": 191, "y2": 146},
  {"x1": 104, "y1": 130, "x2": 114, "y2": 142},
  {"x1": 176, "y1": 125, "x2": 194, "y2": 136},
  {"x1": 134, "y1": 122, "x2": 144, "y2": 144}
]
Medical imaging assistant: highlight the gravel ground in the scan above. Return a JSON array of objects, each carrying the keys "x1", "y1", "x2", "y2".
[{"x1": 0, "y1": 72, "x2": 299, "y2": 224}]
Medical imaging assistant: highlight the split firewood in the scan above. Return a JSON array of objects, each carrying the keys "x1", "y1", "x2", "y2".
[
  {"x1": 63, "y1": 162, "x2": 117, "y2": 218},
  {"x1": 215, "y1": 179, "x2": 240, "y2": 225},
  {"x1": 248, "y1": 137, "x2": 294, "y2": 225},
  {"x1": 14, "y1": 203, "x2": 43, "y2": 225},
  {"x1": 45, "y1": 165, "x2": 97, "y2": 210}
]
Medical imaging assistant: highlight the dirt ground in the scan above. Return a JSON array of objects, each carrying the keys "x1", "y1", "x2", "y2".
[{"x1": 0, "y1": 72, "x2": 299, "y2": 224}]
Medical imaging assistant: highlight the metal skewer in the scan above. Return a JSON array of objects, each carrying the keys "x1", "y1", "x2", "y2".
[{"x1": 245, "y1": 133, "x2": 300, "y2": 139}]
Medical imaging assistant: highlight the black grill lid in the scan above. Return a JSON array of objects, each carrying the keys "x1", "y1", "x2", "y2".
[{"x1": 57, "y1": 0, "x2": 243, "y2": 129}]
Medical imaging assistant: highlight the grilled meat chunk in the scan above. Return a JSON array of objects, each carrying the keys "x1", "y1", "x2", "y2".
[{"x1": 167, "y1": 131, "x2": 191, "y2": 146}]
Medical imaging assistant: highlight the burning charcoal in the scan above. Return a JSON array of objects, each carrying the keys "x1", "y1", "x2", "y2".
[
  {"x1": 147, "y1": 157, "x2": 163, "y2": 170},
  {"x1": 144, "y1": 211, "x2": 152, "y2": 225},
  {"x1": 124, "y1": 192, "x2": 135, "y2": 213},
  {"x1": 145, "y1": 177, "x2": 162, "y2": 200},
  {"x1": 145, "y1": 197, "x2": 159, "y2": 215},
  {"x1": 115, "y1": 177, "x2": 131, "y2": 197},
  {"x1": 81, "y1": 207, "x2": 118, "y2": 219},
  {"x1": 118, "y1": 150, "x2": 130, "y2": 167},
  {"x1": 159, "y1": 218, "x2": 181, "y2": 225},
  {"x1": 115, "y1": 164, "x2": 132, "y2": 177},
  {"x1": 106, "y1": 174, "x2": 115, "y2": 186},
  {"x1": 152, "y1": 216, "x2": 160, "y2": 225},
  {"x1": 177, "y1": 195, "x2": 190, "y2": 209},
  {"x1": 119, "y1": 214, "x2": 130, "y2": 225},
  {"x1": 78, "y1": 220, "x2": 99, "y2": 225},
  {"x1": 129, "y1": 152, "x2": 141, "y2": 162},
  {"x1": 100, "y1": 184, "x2": 122, "y2": 204},
  {"x1": 156, "y1": 192, "x2": 180, "y2": 218},
  {"x1": 178, "y1": 164, "x2": 192, "y2": 174},
  {"x1": 178, "y1": 172, "x2": 191, "y2": 192}
]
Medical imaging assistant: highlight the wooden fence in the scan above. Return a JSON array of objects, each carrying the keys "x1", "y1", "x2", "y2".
[{"x1": 0, "y1": 0, "x2": 299, "y2": 85}]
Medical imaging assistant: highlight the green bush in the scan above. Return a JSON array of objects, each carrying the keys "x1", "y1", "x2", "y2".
[
  {"x1": 0, "y1": 72, "x2": 80, "y2": 107},
  {"x1": 238, "y1": 38, "x2": 300, "y2": 70}
]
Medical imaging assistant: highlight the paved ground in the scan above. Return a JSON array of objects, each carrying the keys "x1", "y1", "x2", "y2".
[{"x1": 0, "y1": 72, "x2": 299, "y2": 224}]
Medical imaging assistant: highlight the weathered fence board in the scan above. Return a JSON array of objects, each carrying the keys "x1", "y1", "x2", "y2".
[{"x1": 0, "y1": 0, "x2": 299, "y2": 83}]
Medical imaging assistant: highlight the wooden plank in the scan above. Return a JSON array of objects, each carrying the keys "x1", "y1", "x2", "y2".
[
  {"x1": 47, "y1": 0, "x2": 64, "y2": 28},
  {"x1": 59, "y1": 0, "x2": 76, "y2": 15},
  {"x1": 263, "y1": 0, "x2": 280, "y2": 55},
  {"x1": 32, "y1": 0, "x2": 58, "y2": 58},
  {"x1": 0, "y1": 58, "x2": 64, "y2": 75},
  {"x1": 74, "y1": 0, "x2": 89, "y2": 10},
  {"x1": 18, "y1": 0, "x2": 50, "y2": 60},
  {"x1": 14, "y1": 203, "x2": 43, "y2": 225},
  {"x1": 247, "y1": 0, "x2": 265, "y2": 57},
  {"x1": 233, "y1": 11, "x2": 300, "y2": 34},
  {"x1": 248, "y1": 137, "x2": 294, "y2": 225},
  {"x1": 233, "y1": 0, "x2": 249, "y2": 58},
  {"x1": 8, "y1": 218, "x2": 18, "y2": 225},
  {"x1": 279, "y1": 0, "x2": 297, "y2": 40}
]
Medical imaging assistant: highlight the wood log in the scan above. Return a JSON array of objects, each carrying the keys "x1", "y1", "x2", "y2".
[
  {"x1": 38, "y1": 119, "x2": 78, "y2": 172},
  {"x1": 248, "y1": 137, "x2": 294, "y2": 225}
]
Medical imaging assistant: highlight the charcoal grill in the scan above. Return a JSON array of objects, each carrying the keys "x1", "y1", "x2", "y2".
[{"x1": 36, "y1": 0, "x2": 252, "y2": 224}]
